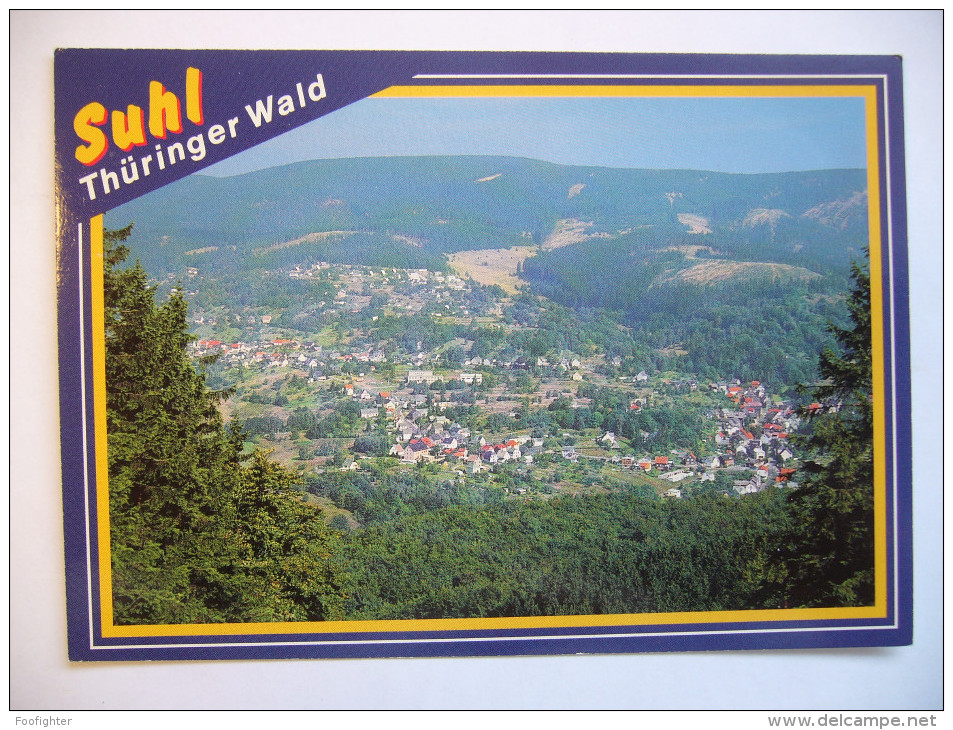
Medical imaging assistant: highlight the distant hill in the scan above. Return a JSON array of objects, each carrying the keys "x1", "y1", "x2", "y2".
[
  {"x1": 106, "y1": 155, "x2": 868, "y2": 276},
  {"x1": 107, "y1": 156, "x2": 869, "y2": 385}
]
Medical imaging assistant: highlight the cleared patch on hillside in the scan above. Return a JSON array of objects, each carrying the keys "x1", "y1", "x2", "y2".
[
  {"x1": 475, "y1": 173, "x2": 502, "y2": 183},
  {"x1": 667, "y1": 260, "x2": 820, "y2": 285},
  {"x1": 801, "y1": 190, "x2": 868, "y2": 230},
  {"x1": 254, "y1": 230, "x2": 357, "y2": 255},
  {"x1": 184, "y1": 246, "x2": 219, "y2": 256},
  {"x1": 677, "y1": 213, "x2": 712, "y2": 235},
  {"x1": 741, "y1": 208, "x2": 790, "y2": 229},
  {"x1": 392, "y1": 234, "x2": 425, "y2": 248},
  {"x1": 447, "y1": 247, "x2": 537, "y2": 294},
  {"x1": 542, "y1": 219, "x2": 593, "y2": 250},
  {"x1": 660, "y1": 245, "x2": 716, "y2": 259}
]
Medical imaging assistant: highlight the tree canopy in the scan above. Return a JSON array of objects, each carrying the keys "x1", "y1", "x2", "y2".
[
  {"x1": 777, "y1": 258, "x2": 875, "y2": 607},
  {"x1": 100, "y1": 222, "x2": 877, "y2": 624},
  {"x1": 103, "y1": 225, "x2": 345, "y2": 624}
]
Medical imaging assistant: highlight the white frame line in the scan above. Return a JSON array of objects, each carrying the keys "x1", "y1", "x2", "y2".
[{"x1": 79, "y1": 72, "x2": 903, "y2": 652}]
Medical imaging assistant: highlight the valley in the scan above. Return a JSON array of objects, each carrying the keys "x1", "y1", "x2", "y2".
[
  {"x1": 182, "y1": 255, "x2": 804, "y2": 524},
  {"x1": 102, "y1": 154, "x2": 875, "y2": 618}
]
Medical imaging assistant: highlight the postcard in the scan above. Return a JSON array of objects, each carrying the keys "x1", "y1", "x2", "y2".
[{"x1": 54, "y1": 49, "x2": 912, "y2": 661}]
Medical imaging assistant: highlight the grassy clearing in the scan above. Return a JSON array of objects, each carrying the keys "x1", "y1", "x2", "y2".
[
  {"x1": 447, "y1": 246, "x2": 537, "y2": 294},
  {"x1": 670, "y1": 260, "x2": 820, "y2": 285}
]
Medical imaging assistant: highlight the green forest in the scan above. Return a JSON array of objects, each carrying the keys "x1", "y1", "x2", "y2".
[
  {"x1": 104, "y1": 226, "x2": 346, "y2": 623},
  {"x1": 109, "y1": 157, "x2": 870, "y2": 389},
  {"x1": 103, "y1": 221, "x2": 875, "y2": 624},
  {"x1": 521, "y1": 232, "x2": 853, "y2": 385},
  {"x1": 109, "y1": 157, "x2": 868, "y2": 274}
]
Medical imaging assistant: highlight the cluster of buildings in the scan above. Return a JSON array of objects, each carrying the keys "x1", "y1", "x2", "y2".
[
  {"x1": 709, "y1": 381, "x2": 803, "y2": 496},
  {"x1": 190, "y1": 337, "x2": 391, "y2": 376},
  {"x1": 188, "y1": 275, "x2": 806, "y2": 502},
  {"x1": 389, "y1": 432, "x2": 544, "y2": 475},
  {"x1": 588, "y1": 381, "x2": 804, "y2": 499},
  {"x1": 310, "y1": 264, "x2": 479, "y2": 320}
]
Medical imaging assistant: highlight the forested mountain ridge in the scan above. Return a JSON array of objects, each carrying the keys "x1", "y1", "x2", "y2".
[
  {"x1": 106, "y1": 155, "x2": 869, "y2": 386},
  {"x1": 97, "y1": 154, "x2": 877, "y2": 621},
  {"x1": 108, "y1": 155, "x2": 868, "y2": 276}
]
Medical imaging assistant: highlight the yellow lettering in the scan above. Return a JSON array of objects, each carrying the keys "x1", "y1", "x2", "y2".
[
  {"x1": 111, "y1": 105, "x2": 147, "y2": 151},
  {"x1": 186, "y1": 67, "x2": 204, "y2": 125},
  {"x1": 148, "y1": 81, "x2": 182, "y2": 139},
  {"x1": 75, "y1": 67, "x2": 205, "y2": 166},
  {"x1": 74, "y1": 102, "x2": 109, "y2": 166}
]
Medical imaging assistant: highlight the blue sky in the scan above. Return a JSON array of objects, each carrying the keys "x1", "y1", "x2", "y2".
[{"x1": 204, "y1": 94, "x2": 868, "y2": 177}]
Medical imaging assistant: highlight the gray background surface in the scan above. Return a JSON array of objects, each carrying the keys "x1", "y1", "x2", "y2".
[{"x1": 9, "y1": 10, "x2": 942, "y2": 711}]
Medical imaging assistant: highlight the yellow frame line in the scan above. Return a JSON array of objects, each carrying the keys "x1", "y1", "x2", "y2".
[
  {"x1": 90, "y1": 215, "x2": 115, "y2": 630},
  {"x1": 373, "y1": 84, "x2": 873, "y2": 99}
]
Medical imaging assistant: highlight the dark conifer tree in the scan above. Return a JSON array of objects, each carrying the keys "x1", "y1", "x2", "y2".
[
  {"x1": 778, "y1": 257, "x2": 875, "y2": 607},
  {"x1": 103, "y1": 225, "x2": 344, "y2": 624}
]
